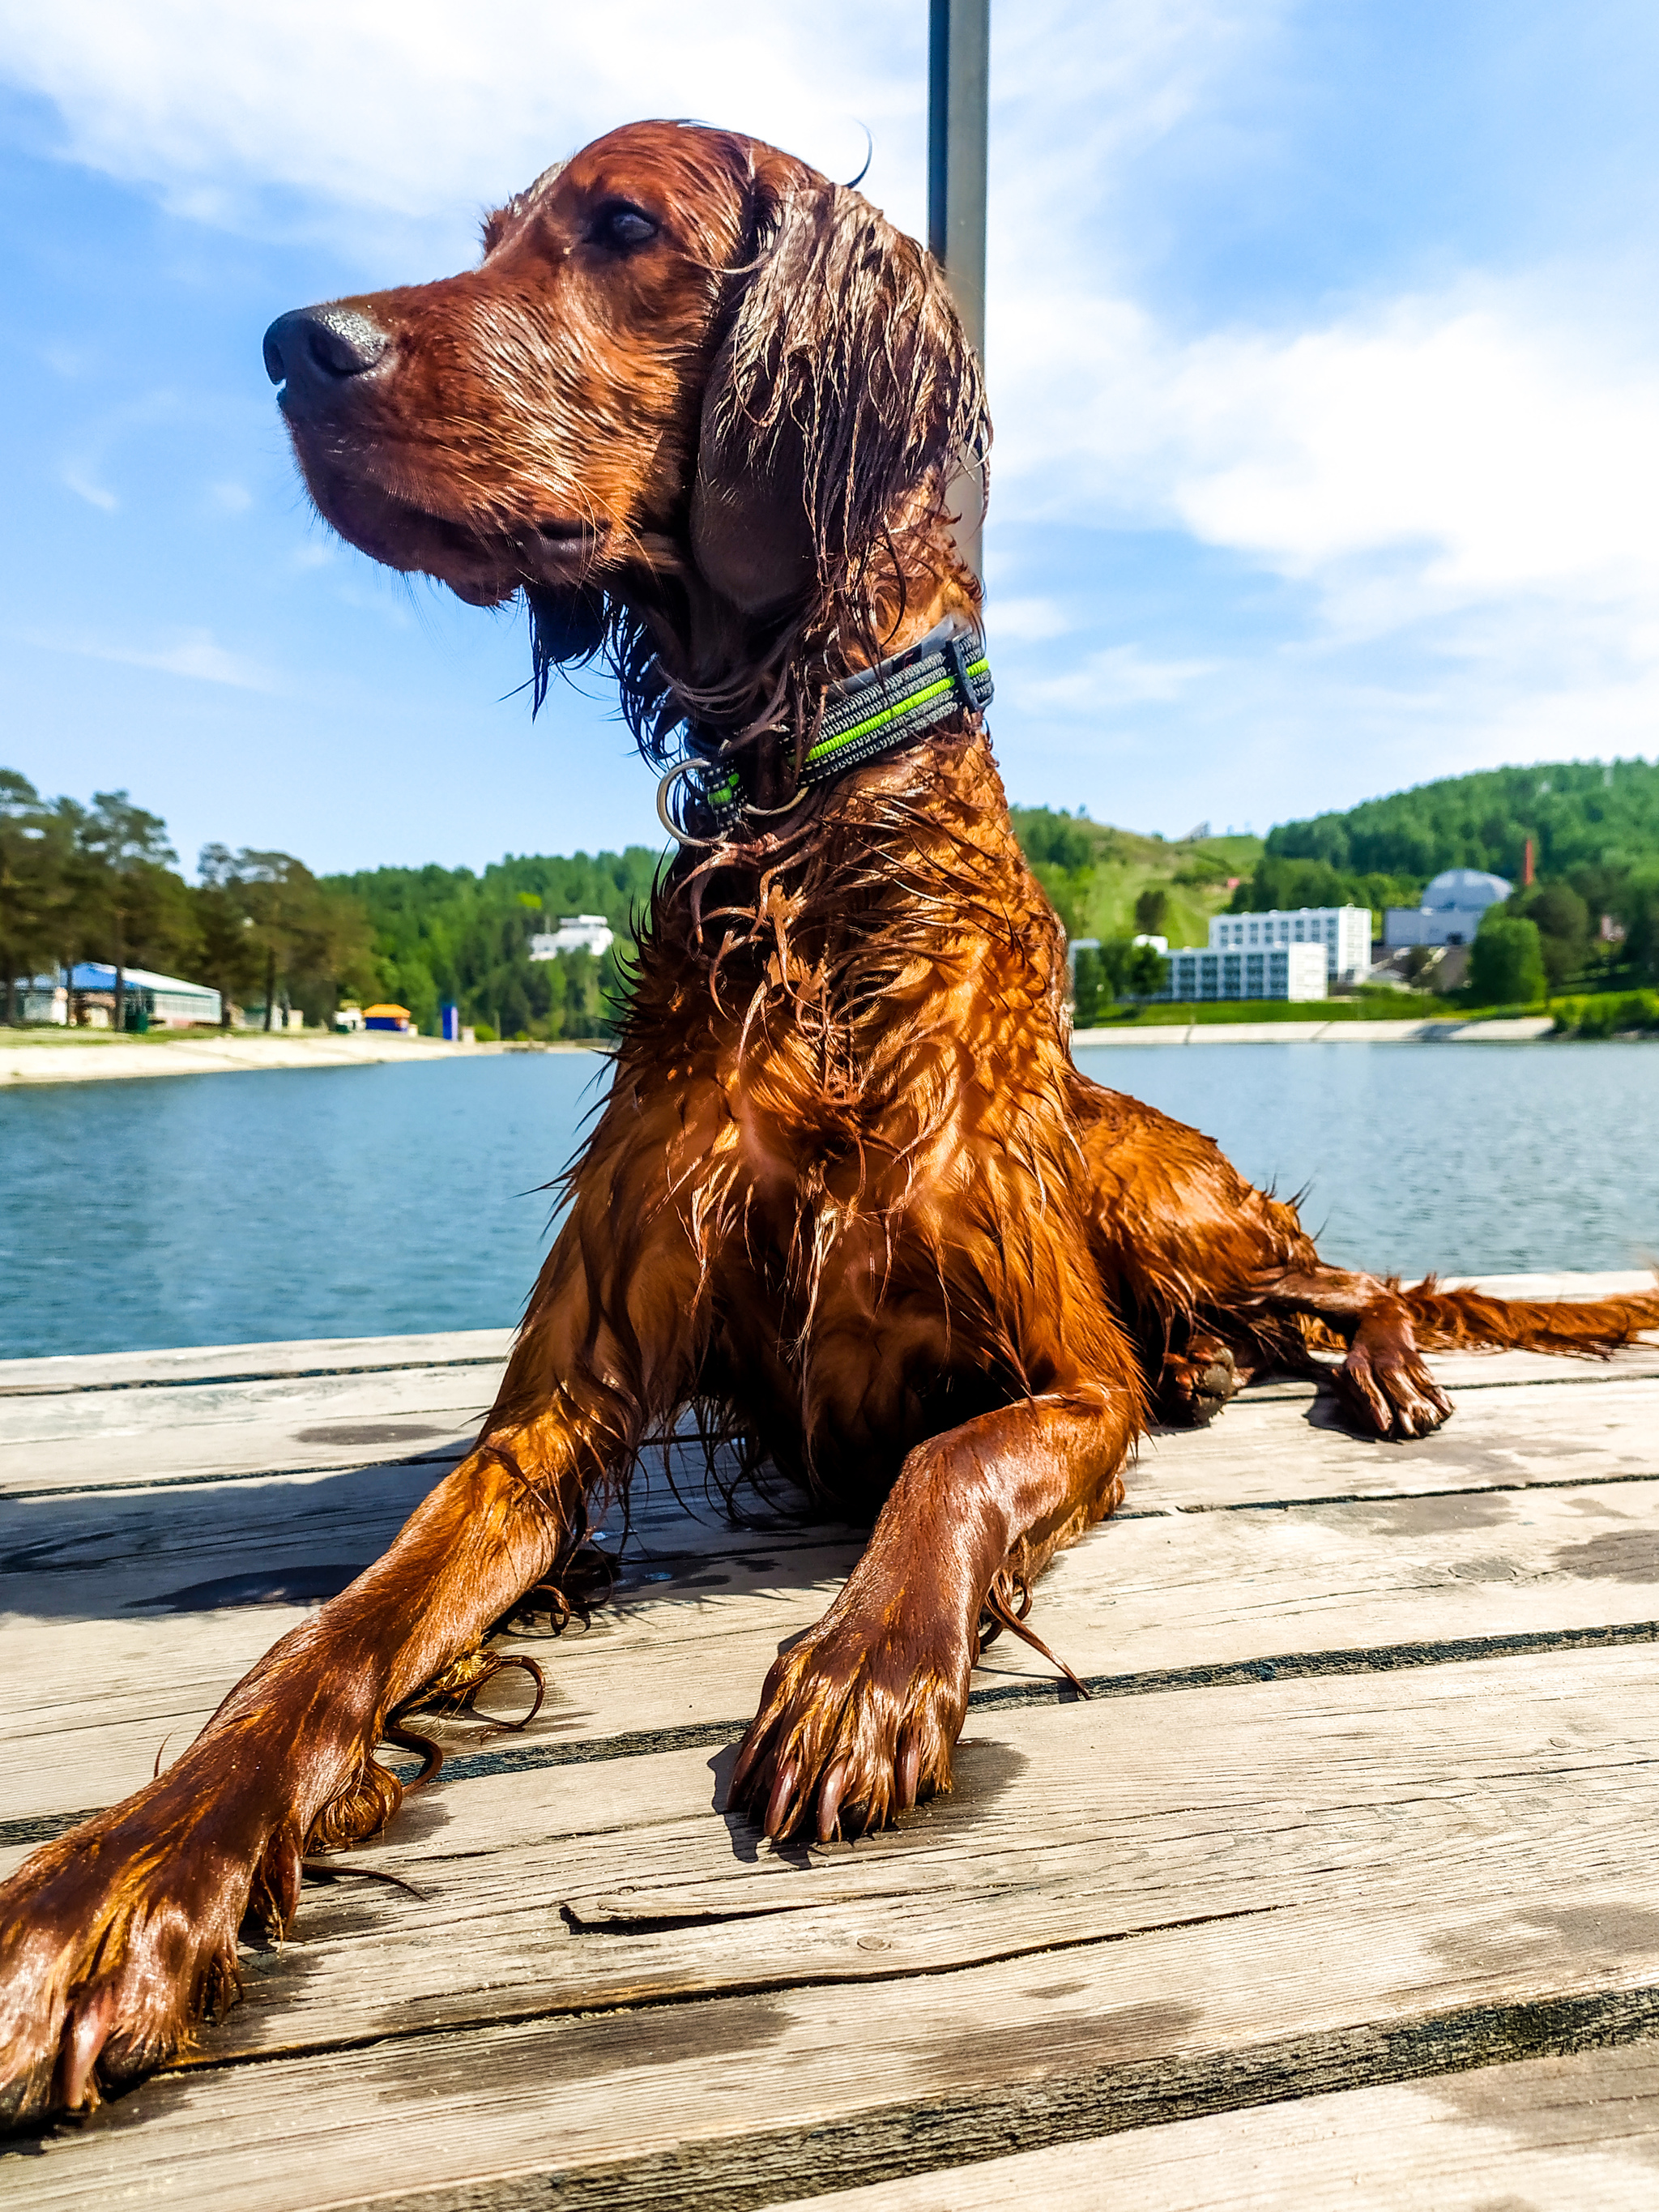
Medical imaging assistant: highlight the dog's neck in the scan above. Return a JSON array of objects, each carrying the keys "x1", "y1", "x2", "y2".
[
  {"x1": 633, "y1": 705, "x2": 1058, "y2": 1087},
  {"x1": 642, "y1": 523, "x2": 983, "y2": 813},
  {"x1": 639, "y1": 536, "x2": 1034, "y2": 988}
]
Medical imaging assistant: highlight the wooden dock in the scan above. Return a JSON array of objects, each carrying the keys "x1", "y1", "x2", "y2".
[{"x1": 4, "y1": 1275, "x2": 1659, "y2": 2209}]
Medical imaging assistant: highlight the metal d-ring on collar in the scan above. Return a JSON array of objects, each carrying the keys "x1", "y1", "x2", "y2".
[{"x1": 655, "y1": 625, "x2": 994, "y2": 848}]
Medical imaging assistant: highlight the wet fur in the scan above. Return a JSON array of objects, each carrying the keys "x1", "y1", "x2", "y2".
[{"x1": 2, "y1": 119, "x2": 1656, "y2": 2131}]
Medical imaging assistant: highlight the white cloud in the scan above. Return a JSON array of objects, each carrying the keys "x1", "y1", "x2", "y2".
[
  {"x1": 7, "y1": 0, "x2": 1659, "y2": 824},
  {"x1": 23, "y1": 626, "x2": 278, "y2": 690},
  {"x1": 998, "y1": 282, "x2": 1659, "y2": 597},
  {"x1": 207, "y1": 479, "x2": 253, "y2": 514},
  {"x1": 41, "y1": 339, "x2": 93, "y2": 378},
  {"x1": 987, "y1": 269, "x2": 1659, "y2": 824},
  {"x1": 0, "y1": 0, "x2": 930, "y2": 257},
  {"x1": 61, "y1": 461, "x2": 117, "y2": 510},
  {"x1": 1021, "y1": 642, "x2": 1213, "y2": 713},
  {"x1": 989, "y1": 595, "x2": 1072, "y2": 643}
]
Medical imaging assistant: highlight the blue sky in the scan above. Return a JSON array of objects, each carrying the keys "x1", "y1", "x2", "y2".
[{"x1": 2, "y1": 1, "x2": 1657, "y2": 875}]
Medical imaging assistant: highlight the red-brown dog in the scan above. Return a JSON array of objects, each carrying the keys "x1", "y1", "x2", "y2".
[{"x1": 2, "y1": 120, "x2": 1653, "y2": 2128}]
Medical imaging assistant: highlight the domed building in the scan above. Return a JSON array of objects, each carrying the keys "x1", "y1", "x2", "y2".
[{"x1": 1384, "y1": 867, "x2": 1512, "y2": 949}]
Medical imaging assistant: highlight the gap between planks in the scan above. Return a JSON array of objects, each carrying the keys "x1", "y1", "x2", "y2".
[
  {"x1": 761, "y1": 2038, "x2": 1659, "y2": 2211},
  {"x1": 6, "y1": 1368, "x2": 1659, "y2": 1508},
  {"x1": 8, "y1": 1398, "x2": 1659, "y2": 1835},
  {"x1": 4, "y1": 1310, "x2": 1659, "y2": 2204},
  {"x1": 101, "y1": 1641, "x2": 1659, "y2": 2065},
  {"x1": 15, "y1": 1781, "x2": 1659, "y2": 2210}
]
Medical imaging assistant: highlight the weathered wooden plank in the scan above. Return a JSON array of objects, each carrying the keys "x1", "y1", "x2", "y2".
[
  {"x1": 2, "y1": 1643, "x2": 1648, "y2": 2065},
  {"x1": 2, "y1": 1314, "x2": 1656, "y2": 2205},
  {"x1": 0, "y1": 1272, "x2": 1641, "y2": 1397},
  {"x1": 11, "y1": 1467, "x2": 1659, "y2": 1832},
  {"x1": 6, "y1": 1360, "x2": 1655, "y2": 1510},
  {"x1": 0, "y1": 1544, "x2": 854, "y2": 1830},
  {"x1": 1282, "y1": 1339, "x2": 1659, "y2": 1390},
  {"x1": 0, "y1": 1330, "x2": 512, "y2": 1399},
  {"x1": 10, "y1": 1659, "x2": 1659, "y2": 2212},
  {"x1": 1445, "y1": 1270, "x2": 1657, "y2": 1302},
  {"x1": 0, "y1": 1363, "x2": 501, "y2": 1452},
  {"x1": 12, "y1": 1330, "x2": 1659, "y2": 1411},
  {"x1": 766, "y1": 2041, "x2": 1659, "y2": 2210},
  {"x1": 0, "y1": 1370, "x2": 497, "y2": 1494},
  {"x1": 1132, "y1": 1375, "x2": 1659, "y2": 1511}
]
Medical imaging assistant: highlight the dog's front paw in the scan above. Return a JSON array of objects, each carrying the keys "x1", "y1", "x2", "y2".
[
  {"x1": 1338, "y1": 1330, "x2": 1453, "y2": 1439},
  {"x1": 0, "y1": 1722, "x2": 392, "y2": 2129},
  {"x1": 1157, "y1": 1337, "x2": 1243, "y2": 1428},
  {"x1": 0, "y1": 1779, "x2": 279, "y2": 2129},
  {"x1": 728, "y1": 1608, "x2": 972, "y2": 1844}
]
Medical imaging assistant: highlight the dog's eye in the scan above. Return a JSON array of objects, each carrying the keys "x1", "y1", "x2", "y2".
[{"x1": 590, "y1": 202, "x2": 659, "y2": 252}]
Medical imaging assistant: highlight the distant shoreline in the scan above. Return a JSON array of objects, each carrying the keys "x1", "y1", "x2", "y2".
[
  {"x1": 2, "y1": 1010, "x2": 1624, "y2": 1089},
  {"x1": 0, "y1": 1033, "x2": 605, "y2": 1087},
  {"x1": 1073, "y1": 1014, "x2": 1559, "y2": 1046}
]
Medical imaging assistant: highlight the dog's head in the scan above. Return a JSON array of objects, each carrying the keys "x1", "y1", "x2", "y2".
[{"x1": 265, "y1": 120, "x2": 987, "y2": 744}]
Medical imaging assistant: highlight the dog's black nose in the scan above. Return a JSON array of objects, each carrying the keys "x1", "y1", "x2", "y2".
[{"x1": 263, "y1": 307, "x2": 389, "y2": 414}]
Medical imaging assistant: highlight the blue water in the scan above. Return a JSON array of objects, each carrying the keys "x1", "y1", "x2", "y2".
[
  {"x1": 2, "y1": 1043, "x2": 1655, "y2": 1359},
  {"x1": 1, "y1": 1053, "x2": 609, "y2": 1359}
]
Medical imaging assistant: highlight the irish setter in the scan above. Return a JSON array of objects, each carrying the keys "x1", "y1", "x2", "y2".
[{"x1": 3, "y1": 119, "x2": 1655, "y2": 2128}]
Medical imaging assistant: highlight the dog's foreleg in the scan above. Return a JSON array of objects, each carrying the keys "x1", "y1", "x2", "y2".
[
  {"x1": 730, "y1": 1381, "x2": 1137, "y2": 1843},
  {"x1": 0, "y1": 1181, "x2": 703, "y2": 2128}
]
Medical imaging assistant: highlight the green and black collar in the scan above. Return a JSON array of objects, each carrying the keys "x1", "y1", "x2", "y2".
[{"x1": 658, "y1": 627, "x2": 994, "y2": 844}]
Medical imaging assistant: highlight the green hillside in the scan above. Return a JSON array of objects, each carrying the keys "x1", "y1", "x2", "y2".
[
  {"x1": 335, "y1": 821, "x2": 1264, "y2": 1038},
  {"x1": 1267, "y1": 758, "x2": 1659, "y2": 883},
  {"x1": 330, "y1": 817, "x2": 1267, "y2": 1039},
  {"x1": 1259, "y1": 758, "x2": 1659, "y2": 999},
  {"x1": 1009, "y1": 809, "x2": 1260, "y2": 950}
]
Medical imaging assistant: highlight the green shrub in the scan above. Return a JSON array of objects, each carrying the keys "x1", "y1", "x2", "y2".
[
  {"x1": 1550, "y1": 989, "x2": 1659, "y2": 1037},
  {"x1": 1072, "y1": 946, "x2": 1106, "y2": 1027},
  {"x1": 1467, "y1": 915, "x2": 1546, "y2": 1006}
]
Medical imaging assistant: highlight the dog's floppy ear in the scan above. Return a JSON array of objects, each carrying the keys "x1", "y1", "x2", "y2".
[{"x1": 690, "y1": 163, "x2": 988, "y2": 621}]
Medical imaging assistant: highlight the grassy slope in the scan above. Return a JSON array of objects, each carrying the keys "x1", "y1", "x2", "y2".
[{"x1": 1009, "y1": 808, "x2": 1264, "y2": 949}]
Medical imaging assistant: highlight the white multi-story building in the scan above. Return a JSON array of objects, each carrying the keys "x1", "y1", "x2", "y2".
[
  {"x1": 528, "y1": 914, "x2": 615, "y2": 962},
  {"x1": 1207, "y1": 904, "x2": 1372, "y2": 984},
  {"x1": 1159, "y1": 942, "x2": 1328, "y2": 1004}
]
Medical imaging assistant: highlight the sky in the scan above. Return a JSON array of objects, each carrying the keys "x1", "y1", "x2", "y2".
[{"x1": 2, "y1": 0, "x2": 1658, "y2": 876}]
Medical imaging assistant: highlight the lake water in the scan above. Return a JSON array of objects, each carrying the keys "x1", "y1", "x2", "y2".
[{"x1": 3, "y1": 1043, "x2": 1656, "y2": 1360}]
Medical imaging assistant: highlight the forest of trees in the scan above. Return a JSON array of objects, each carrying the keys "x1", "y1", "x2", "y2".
[
  {"x1": 326, "y1": 849, "x2": 661, "y2": 1040},
  {"x1": 0, "y1": 767, "x2": 667, "y2": 1040},
  {"x1": 9, "y1": 754, "x2": 1658, "y2": 1036},
  {"x1": 1265, "y1": 757, "x2": 1659, "y2": 881},
  {"x1": 0, "y1": 769, "x2": 377, "y2": 1029}
]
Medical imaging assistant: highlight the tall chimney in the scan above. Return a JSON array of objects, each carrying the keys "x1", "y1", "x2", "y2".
[{"x1": 1522, "y1": 836, "x2": 1535, "y2": 887}]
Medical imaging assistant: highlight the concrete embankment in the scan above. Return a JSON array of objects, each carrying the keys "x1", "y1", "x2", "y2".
[
  {"x1": 0, "y1": 1033, "x2": 603, "y2": 1087},
  {"x1": 1, "y1": 1014, "x2": 1562, "y2": 1084},
  {"x1": 1073, "y1": 1015, "x2": 1559, "y2": 1046}
]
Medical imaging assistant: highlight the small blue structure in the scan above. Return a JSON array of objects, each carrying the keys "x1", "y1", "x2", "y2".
[{"x1": 36, "y1": 963, "x2": 224, "y2": 1028}]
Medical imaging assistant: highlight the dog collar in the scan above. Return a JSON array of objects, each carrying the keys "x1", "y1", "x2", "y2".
[{"x1": 658, "y1": 628, "x2": 994, "y2": 844}]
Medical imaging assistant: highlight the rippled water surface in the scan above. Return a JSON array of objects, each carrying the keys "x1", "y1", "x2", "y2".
[{"x1": 3, "y1": 1041, "x2": 1655, "y2": 1358}]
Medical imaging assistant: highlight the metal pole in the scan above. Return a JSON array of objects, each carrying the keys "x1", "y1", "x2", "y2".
[{"x1": 928, "y1": 0, "x2": 988, "y2": 581}]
